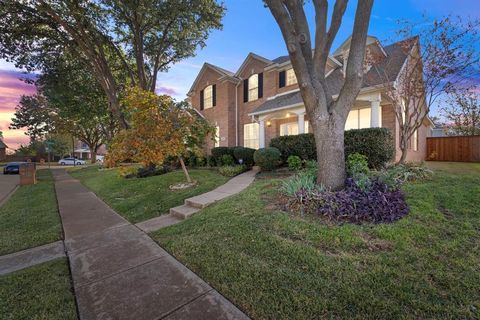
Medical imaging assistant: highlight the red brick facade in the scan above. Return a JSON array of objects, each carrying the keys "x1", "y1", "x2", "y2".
[{"x1": 187, "y1": 53, "x2": 431, "y2": 162}]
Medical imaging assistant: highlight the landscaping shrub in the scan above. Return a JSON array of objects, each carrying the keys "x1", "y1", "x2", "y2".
[
  {"x1": 270, "y1": 128, "x2": 394, "y2": 168},
  {"x1": 344, "y1": 128, "x2": 395, "y2": 169},
  {"x1": 135, "y1": 165, "x2": 171, "y2": 178},
  {"x1": 253, "y1": 147, "x2": 282, "y2": 171},
  {"x1": 287, "y1": 155, "x2": 303, "y2": 171},
  {"x1": 220, "y1": 154, "x2": 235, "y2": 166},
  {"x1": 346, "y1": 153, "x2": 370, "y2": 190},
  {"x1": 218, "y1": 164, "x2": 247, "y2": 177},
  {"x1": 195, "y1": 156, "x2": 206, "y2": 167},
  {"x1": 270, "y1": 133, "x2": 316, "y2": 162},
  {"x1": 206, "y1": 155, "x2": 215, "y2": 167},
  {"x1": 233, "y1": 146, "x2": 255, "y2": 167},
  {"x1": 211, "y1": 147, "x2": 235, "y2": 166}
]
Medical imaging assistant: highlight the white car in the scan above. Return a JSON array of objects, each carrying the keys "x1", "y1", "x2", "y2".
[
  {"x1": 96, "y1": 155, "x2": 105, "y2": 163},
  {"x1": 58, "y1": 158, "x2": 86, "y2": 166}
]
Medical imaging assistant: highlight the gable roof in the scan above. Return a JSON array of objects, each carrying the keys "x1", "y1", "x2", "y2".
[
  {"x1": 234, "y1": 53, "x2": 272, "y2": 77},
  {"x1": 250, "y1": 38, "x2": 416, "y2": 116},
  {"x1": 187, "y1": 62, "x2": 235, "y2": 96},
  {"x1": 0, "y1": 140, "x2": 7, "y2": 149}
]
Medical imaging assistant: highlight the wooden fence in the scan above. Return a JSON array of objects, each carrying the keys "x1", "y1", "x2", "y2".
[{"x1": 426, "y1": 135, "x2": 480, "y2": 162}]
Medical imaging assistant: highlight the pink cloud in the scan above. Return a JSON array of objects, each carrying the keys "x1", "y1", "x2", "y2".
[
  {"x1": 0, "y1": 69, "x2": 36, "y2": 149},
  {"x1": 156, "y1": 86, "x2": 178, "y2": 96}
]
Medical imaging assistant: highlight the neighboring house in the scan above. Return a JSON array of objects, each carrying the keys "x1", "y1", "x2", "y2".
[
  {"x1": 73, "y1": 141, "x2": 107, "y2": 160},
  {"x1": 187, "y1": 35, "x2": 434, "y2": 162},
  {"x1": 0, "y1": 140, "x2": 7, "y2": 161}
]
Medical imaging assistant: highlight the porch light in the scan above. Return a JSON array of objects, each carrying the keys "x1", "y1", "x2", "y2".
[
  {"x1": 266, "y1": 121, "x2": 272, "y2": 127},
  {"x1": 286, "y1": 113, "x2": 290, "y2": 118}
]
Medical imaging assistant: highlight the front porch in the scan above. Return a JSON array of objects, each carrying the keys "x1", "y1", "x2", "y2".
[{"x1": 248, "y1": 91, "x2": 386, "y2": 148}]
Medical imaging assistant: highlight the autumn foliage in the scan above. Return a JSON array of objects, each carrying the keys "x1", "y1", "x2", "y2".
[{"x1": 106, "y1": 88, "x2": 213, "y2": 172}]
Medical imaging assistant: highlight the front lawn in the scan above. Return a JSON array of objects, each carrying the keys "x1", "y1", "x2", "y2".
[
  {"x1": 70, "y1": 166, "x2": 228, "y2": 223},
  {"x1": 152, "y1": 162, "x2": 480, "y2": 319},
  {"x1": 0, "y1": 169, "x2": 62, "y2": 255},
  {"x1": 0, "y1": 258, "x2": 77, "y2": 320}
]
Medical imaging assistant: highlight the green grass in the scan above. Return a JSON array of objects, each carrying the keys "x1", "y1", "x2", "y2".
[
  {"x1": 70, "y1": 166, "x2": 228, "y2": 223},
  {"x1": 0, "y1": 258, "x2": 77, "y2": 320},
  {"x1": 152, "y1": 162, "x2": 480, "y2": 319},
  {"x1": 0, "y1": 169, "x2": 62, "y2": 255}
]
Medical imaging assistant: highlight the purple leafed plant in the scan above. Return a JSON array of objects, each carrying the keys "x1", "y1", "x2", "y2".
[{"x1": 301, "y1": 178, "x2": 409, "y2": 224}]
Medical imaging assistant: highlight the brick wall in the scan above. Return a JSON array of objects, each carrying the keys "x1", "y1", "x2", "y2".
[{"x1": 189, "y1": 67, "x2": 238, "y2": 151}]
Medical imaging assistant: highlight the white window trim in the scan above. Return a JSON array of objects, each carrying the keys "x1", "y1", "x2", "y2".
[
  {"x1": 285, "y1": 68, "x2": 297, "y2": 86},
  {"x1": 214, "y1": 126, "x2": 220, "y2": 147},
  {"x1": 243, "y1": 123, "x2": 259, "y2": 149},
  {"x1": 248, "y1": 74, "x2": 259, "y2": 102},
  {"x1": 204, "y1": 85, "x2": 213, "y2": 109}
]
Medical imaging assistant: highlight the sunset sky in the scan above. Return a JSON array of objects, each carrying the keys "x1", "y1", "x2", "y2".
[{"x1": 1, "y1": 0, "x2": 479, "y2": 151}]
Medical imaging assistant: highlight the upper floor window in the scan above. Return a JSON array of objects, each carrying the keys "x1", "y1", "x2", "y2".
[
  {"x1": 279, "y1": 68, "x2": 297, "y2": 88},
  {"x1": 243, "y1": 73, "x2": 263, "y2": 102},
  {"x1": 286, "y1": 68, "x2": 297, "y2": 86},
  {"x1": 248, "y1": 74, "x2": 258, "y2": 101},
  {"x1": 200, "y1": 84, "x2": 216, "y2": 110}
]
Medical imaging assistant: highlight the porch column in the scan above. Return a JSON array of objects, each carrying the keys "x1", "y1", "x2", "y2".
[
  {"x1": 259, "y1": 120, "x2": 265, "y2": 148},
  {"x1": 297, "y1": 112, "x2": 305, "y2": 134},
  {"x1": 370, "y1": 99, "x2": 381, "y2": 128}
]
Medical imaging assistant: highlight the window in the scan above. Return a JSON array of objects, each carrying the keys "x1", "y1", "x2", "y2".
[
  {"x1": 244, "y1": 123, "x2": 259, "y2": 149},
  {"x1": 248, "y1": 74, "x2": 259, "y2": 102},
  {"x1": 280, "y1": 121, "x2": 309, "y2": 136},
  {"x1": 214, "y1": 126, "x2": 220, "y2": 147},
  {"x1": 345, "y1": 108, "x2": 371, "y2": 130},
  {"x1": 412, "y1": 129, "x2": 418, "y2": 151},
  {"x1": 401, "y1": 99, "x2": 407, "y2": 124},
  {"x1": 203, "y1": 85, "x2": 213, "y2": 109},
  {"x1": 286, "y1": 68, "x2": 297, "y2": 86}
]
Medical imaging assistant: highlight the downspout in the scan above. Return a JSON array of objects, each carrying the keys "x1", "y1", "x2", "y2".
[{"x1": 235, "y1": 80, "x2": 241, "y2": 146}]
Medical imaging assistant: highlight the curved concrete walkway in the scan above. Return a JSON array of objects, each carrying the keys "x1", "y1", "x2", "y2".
[
  {"x1": 136, "y1": 168, "x2": 258, "y2": 233},
  {"x1": 52, "y1": 169, "x2": 249, "y2": 320}
]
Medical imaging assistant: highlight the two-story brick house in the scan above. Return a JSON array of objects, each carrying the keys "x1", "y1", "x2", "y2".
[{"x1": 187, "y1": 35, "x2": 434, "y2": 162}]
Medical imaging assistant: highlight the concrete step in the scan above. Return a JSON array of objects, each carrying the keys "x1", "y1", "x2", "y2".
[{"x1": 170, "y1": 204, "x2": 200, "y2": 220}]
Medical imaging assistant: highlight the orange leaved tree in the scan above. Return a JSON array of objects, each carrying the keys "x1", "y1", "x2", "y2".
[{"x1": 107, "y1": 88, "x2": 214, "y2": 182}]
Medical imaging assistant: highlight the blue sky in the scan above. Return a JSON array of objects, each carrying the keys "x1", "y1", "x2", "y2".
[
  {"x1": 155, "y1": 0, "x2": 480, "y2": 100},
  {"x1": 1, "y1": 0, "x2": 479, "y2": 148}
]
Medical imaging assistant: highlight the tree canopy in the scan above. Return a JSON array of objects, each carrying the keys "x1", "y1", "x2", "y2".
[{"x1": 0, "y1": 0, "x2": 225, "y2": 128}]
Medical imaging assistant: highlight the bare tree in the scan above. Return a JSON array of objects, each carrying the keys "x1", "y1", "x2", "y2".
[
  {"x1": 441, "y1": 87, "x2": 480, "y2": 136},
  {"x1": 265, "y1": 0, "x2": 374, "y2": 189},
  {"x1": 373, "y1": 17, "x2": 479, "y2": 163}
]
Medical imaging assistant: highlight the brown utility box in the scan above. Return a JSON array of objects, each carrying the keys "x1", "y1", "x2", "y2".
[{"x1": 19, "y1": 163, "x2": 36, "y2": 185}]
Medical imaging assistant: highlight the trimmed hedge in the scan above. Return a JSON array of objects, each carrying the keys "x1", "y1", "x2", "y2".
[
  {"x1": 253, "y1": 147, "x2": 282, "y2": 171},
  {"x1": 233, "y1": 146, "x2": 256, "y2": 167},
  {"x1": 270, "y1": 133, "x2": 316, "y2": 162},
  {"x1": 211, "y1": 147, "x2": 235, "y2": 166},
  {"x1": 269, "y1": 128, "x2": 394, "y2": 168},
  {"x1": 345, "y1": 128, "x2": 395, "y2": 169}
]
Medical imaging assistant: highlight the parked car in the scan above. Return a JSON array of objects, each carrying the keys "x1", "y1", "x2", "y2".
[
  {"x1": 58, "y1": 158, "x2": 86, "y2": 166},
  {"x1": 96, "y1": 155, "x2": 105, "y2": 163},
  {"x1": 3, "y1": 162, "x2": 23, "y2": 174}
]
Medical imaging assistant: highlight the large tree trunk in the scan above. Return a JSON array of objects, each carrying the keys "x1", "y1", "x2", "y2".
[
  {"x1": 89, "y1": 146, "x2": 97, "y2": 164},
  {"x1": 312, "y1": 114, "x2": 346, "y2": 190}
]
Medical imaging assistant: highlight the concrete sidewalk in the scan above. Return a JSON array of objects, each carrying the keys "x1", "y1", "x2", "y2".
[
  {"x1": 0, "y1": 174, "x2": 19, "y2": 207},
  {"x1": 53, "y1": 169, "x2": 248, "y2": 320}
]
